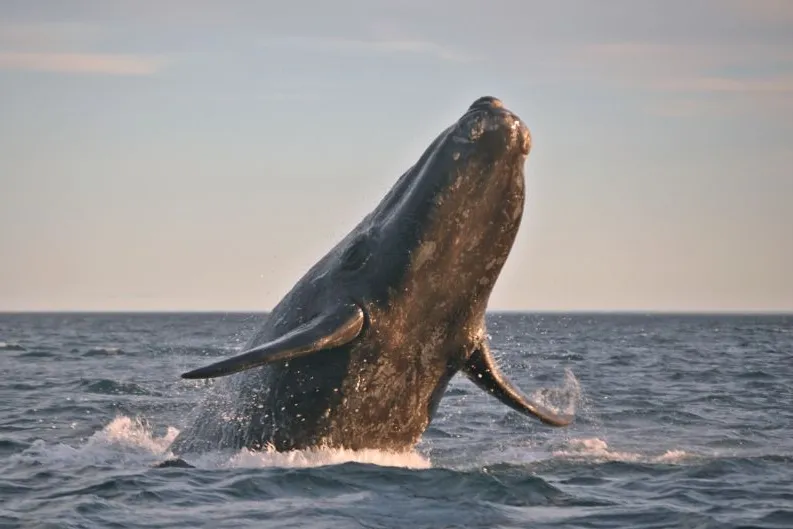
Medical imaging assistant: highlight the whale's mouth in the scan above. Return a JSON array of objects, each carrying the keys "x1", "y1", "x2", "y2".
[{"x1": 452, "y1": 96, "x2": 531, "y2": 156}]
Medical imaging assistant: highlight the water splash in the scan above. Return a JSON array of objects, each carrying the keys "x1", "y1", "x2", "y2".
[
  {"x1": 228, "y1": 446, "x2": 430, "y2": 470},
  {"x1": 8, "y1": 416, "x2": 178, "y2": 470},
  {"x1": 91, "y1": 415, "x2": 179, "y2": 454},
  {"x1": 552, "y1": 437, "x2": 691, "y2": 464},
  {"x1": 530, "y1": 367, "x2": 582, "y2": 417},
  {"x1": 11, "y1": 416, "x2": 430, "y2": 471}
]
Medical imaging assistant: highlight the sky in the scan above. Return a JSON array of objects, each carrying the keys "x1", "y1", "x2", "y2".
[{"x1": 1, "y1": 0, "x2": 792, "y2": 313}]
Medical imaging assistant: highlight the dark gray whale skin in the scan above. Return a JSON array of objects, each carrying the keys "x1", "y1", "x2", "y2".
[{"x1": 169, "y1": 96, "x2": 573, "y2": 456}]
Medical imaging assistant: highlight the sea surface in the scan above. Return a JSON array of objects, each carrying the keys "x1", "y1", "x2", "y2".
[{"x1": 0, "y1": 312, "x2": 791, "y2": 529}]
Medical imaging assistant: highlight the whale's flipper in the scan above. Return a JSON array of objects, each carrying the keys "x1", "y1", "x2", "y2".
[
  {"x1": 463, "y1": 343, "x2": 574, "y2": 427},
  {"x1": 181, "y1": 303, "x2": 365, "y2": 380}
]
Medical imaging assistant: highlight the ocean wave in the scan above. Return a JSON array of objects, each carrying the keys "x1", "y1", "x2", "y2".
[
  {"x1": 11, "y1": 416, "x2": 704, "y2": 475},
  {"x1": 168, "y1": 345, "x2": 241, "y2": 357},
  {"x1": 14, "y1": 415, "x2": 705, "y2": 478},
  {"x1": 227, "y1": 445, "x2": 430, "y2": 470},
  {"x1": 7, "y1": 416, "x2": 178, "y2": 472},
  {"x1": 10, "y1": 415, "x2": 693, "y2": 478},
  {"x1": 551, "y1": 437, "x2": 692, "y2": 464},
  {"x1": 0, "y1": 342, "x2": 26, "y2": 351},
  {"x1": 736, "y1": 369, "x2": 776, "y2": 380},
  {"x1": 79, "y1": 379, "x2": 157, "y2": 396},
  {"x1": 82, "y1": 347, "x2": 124, "y2": 357},
  {"x1": 0, "y1": 438, "x2": 28, "y2": 456},
  {"x1": 9, "y1": 416, "x2": 430, "y2": 472},
  {"x1": 5, "y1": 417, "x2": 792, "y2": 528},
  {"x1": 17, "y1": 349, "x2": 57, "y2": 358}
]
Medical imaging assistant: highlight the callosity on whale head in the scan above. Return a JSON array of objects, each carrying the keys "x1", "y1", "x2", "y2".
[{"x1": 171, "y1": 96, "x2": 573, "y2": 455}]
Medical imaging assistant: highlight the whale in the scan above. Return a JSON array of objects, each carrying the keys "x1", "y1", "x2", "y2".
[{"x1": 168, "y1": 96, "x2": 574, "y2": 457}]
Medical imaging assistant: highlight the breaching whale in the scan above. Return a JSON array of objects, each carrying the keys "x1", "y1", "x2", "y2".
[{"x1": 169, "y1": 96, "x2": 574, "y2": 456}]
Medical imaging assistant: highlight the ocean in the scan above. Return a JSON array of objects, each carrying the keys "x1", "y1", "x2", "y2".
[{"x1": 1, "y1": 312, "x2": 791, "y2": 528}]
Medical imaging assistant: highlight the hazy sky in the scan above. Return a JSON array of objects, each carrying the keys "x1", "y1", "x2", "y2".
[{"x1": 1, "y1": 0, "x2": 792, "y2": 312}]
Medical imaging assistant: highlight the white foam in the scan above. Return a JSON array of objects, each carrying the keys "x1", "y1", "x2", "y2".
[
  {"x1": 84, "y1": 347, "x2": 123, "y2": 355},
  {"x1": 11, "y1": 416, "x2": 697, "y2": 472},
  {"x1": 90, "y1": 415, "x2": 179, "y2": 454},
  {"x1": 227, "y1": 446, "x2": 430, "y2": 470},
  {"x1": 552, "y1": 437, "x2": 692, "y2": 464},
  {"x1": 11, "y1": 416, "x2": 430, "y2": 471},
  {"x1": 10, "y1": 416, "x2": 178, "y2": 468}
]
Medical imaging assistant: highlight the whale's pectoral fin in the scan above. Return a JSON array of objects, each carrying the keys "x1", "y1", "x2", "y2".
[
  {"x1": 462, "y1": 343, "x2": 574, "y2": 427},
  {"x1": 180, "y1": 303, "x2": 365, "y2": 380}
]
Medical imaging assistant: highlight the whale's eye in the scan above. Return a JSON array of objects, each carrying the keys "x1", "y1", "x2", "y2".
[{"x1": 341, "y1": 236, "x2": 371, "y2": 272}]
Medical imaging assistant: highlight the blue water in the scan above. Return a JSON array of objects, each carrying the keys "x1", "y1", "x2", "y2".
[{"x1": 1, "y1": 312, "x2": 791, "y2": 528}]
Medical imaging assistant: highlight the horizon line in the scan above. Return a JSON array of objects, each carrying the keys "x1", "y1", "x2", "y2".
[{"x1": 1, "y1": 308, "x2": 791, "y2": 316}]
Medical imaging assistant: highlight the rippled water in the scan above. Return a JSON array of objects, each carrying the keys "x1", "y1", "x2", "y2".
[{"x1": 1, "y1": 312, "x2": 791, "y2": 528}]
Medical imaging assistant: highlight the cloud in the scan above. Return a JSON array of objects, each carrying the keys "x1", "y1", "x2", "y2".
[
  {"x1": 564, "y1": 41, "x2": 793, "y2": 116},
  {"x1": 645, "y1": 99, "x2": 714, "y2": 118},
  {"x1": 654, "y1": 75, "x2": 793, "y2": 94},
  {"x1": 0, "y1": 52, "x2": 166, "y2": 75},
  {"x1": 0, "y1": 22, "x2": 103, "y2": 52},
  {"x1": 576, "y1": 42, "x2": 793, "y2": 89},
  {"x1": 258, "y1": 35, "x2": 477, "y2": 63},
  {"x1": 722, "y1": 0, "x2": 793, "y2": 24},
  {"x1": 0, "y1": 22, "x2": 166, "y2": 76}
]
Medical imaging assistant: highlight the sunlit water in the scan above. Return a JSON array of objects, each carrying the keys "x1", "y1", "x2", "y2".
[{"x1": 1, "y1": 312, "x2": 791, "y2": 528}]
